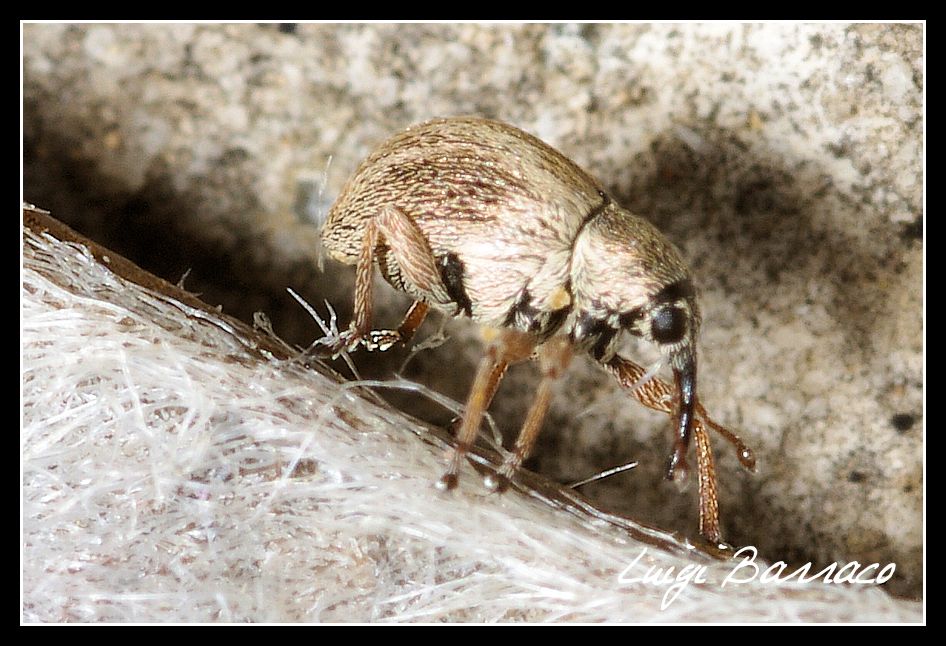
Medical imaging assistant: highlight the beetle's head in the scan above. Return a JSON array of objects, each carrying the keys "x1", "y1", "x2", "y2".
[
  {"x1": 631, "y1": 279, "x2": 701, "y2": 483},
  {"x1": 571, "y1": 202, "x2": 701, "y2": 481}
]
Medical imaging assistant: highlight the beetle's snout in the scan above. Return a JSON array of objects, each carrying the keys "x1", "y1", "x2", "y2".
[{"x1": 667, "y1": 346, "x2": 697, "y2": 484}]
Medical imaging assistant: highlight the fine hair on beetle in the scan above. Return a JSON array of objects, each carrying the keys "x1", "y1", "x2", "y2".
[{"x1": 318, "y1": 116, "x2": 755, "y2": 546}]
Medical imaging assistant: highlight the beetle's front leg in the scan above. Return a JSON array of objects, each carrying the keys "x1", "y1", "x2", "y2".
[
  {"x1": 602, "y1": 354, "x2": 755, "y2": 472},
  {"x1": 602, "y1": 354, "x2": 753, "y2": 546}
]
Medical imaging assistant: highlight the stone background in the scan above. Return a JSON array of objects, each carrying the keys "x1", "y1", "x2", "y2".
[{"x1": 22, "y1": 23, "x2": 924, "y2": 599}]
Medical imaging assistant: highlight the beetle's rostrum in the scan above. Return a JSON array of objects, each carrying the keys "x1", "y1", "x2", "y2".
[{"x1": 319, "y1": 116, "x2": 755, "y2": 546}]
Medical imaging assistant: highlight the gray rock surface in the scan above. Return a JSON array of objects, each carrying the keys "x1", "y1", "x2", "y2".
[{"x1": 23, "y1": 22, "x2": 923, "y2": 599}]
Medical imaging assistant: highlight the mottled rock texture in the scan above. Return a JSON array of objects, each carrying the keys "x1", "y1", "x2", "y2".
[{"x1": 23, "y1": 23, "x2": 923, "y2": 600}]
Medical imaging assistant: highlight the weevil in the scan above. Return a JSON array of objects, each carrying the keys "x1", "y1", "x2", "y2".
[{"x1": 319, "y1": 117, "x2": 755, "y2": 546}]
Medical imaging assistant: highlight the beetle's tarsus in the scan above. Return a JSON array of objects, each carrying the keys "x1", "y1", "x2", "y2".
[
  {"x1": 312, "y1": 324, "x2": 362, "y2": 357},
  {"x1": 362, "y1": 329, "x2": 403, "y2": 352},
  {"x1": 317, "y1": 301, "x2": 432, "y2": 358}
]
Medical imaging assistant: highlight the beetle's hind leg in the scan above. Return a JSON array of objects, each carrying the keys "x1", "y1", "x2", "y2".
[{"x1": 319, "y1": 206, "x2": 450, "y2": 356}]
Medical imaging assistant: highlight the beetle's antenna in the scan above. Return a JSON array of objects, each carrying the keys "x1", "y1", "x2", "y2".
[{"x1": 697, "y1": 412, "x2": 757, "y2": 472}]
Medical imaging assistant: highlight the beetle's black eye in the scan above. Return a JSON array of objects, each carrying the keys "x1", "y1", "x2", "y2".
[{"x1": 651, "y1": 305, "x2": 687, "y2": 344}]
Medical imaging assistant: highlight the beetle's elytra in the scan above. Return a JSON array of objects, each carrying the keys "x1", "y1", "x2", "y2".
[{"x1": 320, "y1": 117, "x2": 754, "y2": 545}]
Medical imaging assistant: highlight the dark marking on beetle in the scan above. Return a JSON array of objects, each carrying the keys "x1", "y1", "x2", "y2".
[
  {"x1": 504, "y1": 289, "x2": 541, "y2": 331},
  {"x1": 618, "y1": 307, "x2": 645, "y2": 329},
  {"x1": 438, "y1": 252, "x2": 473, "y2": 317},
  {"x1": 570, "y1": 310, "x2": 616, "y2": 360},
  {"x1": 590, "y1": 329, "x2": 618, "y2": 361},
  {"x1": 654, "y1": 279, "x2": 695, "y2": 305},
  {"x1": 544, "y1": 305, "x2": 571, "y2": 338},
  {"x1": 503, "y1": 288, "x2": 571, "y2": 339}
]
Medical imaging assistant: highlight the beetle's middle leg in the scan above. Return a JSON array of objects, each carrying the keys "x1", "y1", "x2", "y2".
[
  {"x1": 325, "y1": 206, "x2": 449, "y2": 355},
  {"x1": 437, "y1": 329, "x2": 537, "y2": 491},
  {"x1": 484, "y1": 335, "x2": 573, "y2": 492}
]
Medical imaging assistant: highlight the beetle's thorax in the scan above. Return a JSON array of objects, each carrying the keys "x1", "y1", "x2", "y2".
[{"x1": 564, "y1": 202, "x2": 700, "y2": 362}]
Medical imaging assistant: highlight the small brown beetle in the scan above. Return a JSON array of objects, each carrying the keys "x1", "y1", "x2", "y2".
[{"x1": 320, "y1": 117, "x2": 754, "y2": 545}]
